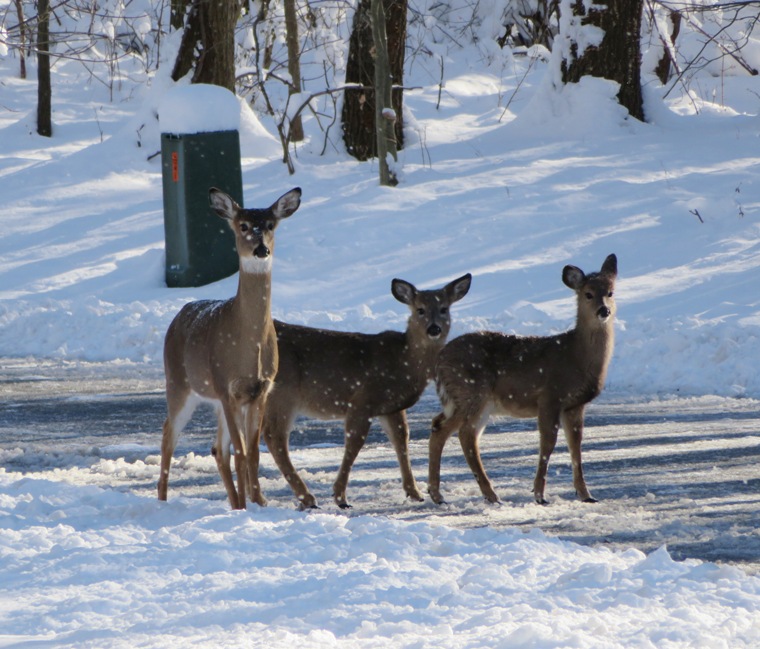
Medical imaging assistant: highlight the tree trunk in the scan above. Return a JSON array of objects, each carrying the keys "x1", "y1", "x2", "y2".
[
  {"x1": 560, "y1": 0, "x2": 644, "y2": 121},
  {"x1": 14, "y1": 0, "x2": 26, "y2": 79},
  {"x1": 170, "y1": 0, "x2": 188, "y2": 30},
  {"x1": 172, "y1": 0, "x2": 201, "y2": 82},
  {"x1": 284, "y1": 0, "x2": 304, "y2": 142},
  {"x1": 253, "y1": 0, "x2": 275, "y2": 71},
  {"x1": 37, "y1": 0, "x2": 52, "y2": 137},
  {"x1": 655, "y1": 9, "x2": 682, "y2": 85},
  {"x1": 342, "y1": 0, "x2": 406, "y2": 161},
  {"x1": 172, "y1": 0, "x2": 238, "y2": 92},
  {"x1": 372, "y1": 0, "x2": 397, "y2": 186}
]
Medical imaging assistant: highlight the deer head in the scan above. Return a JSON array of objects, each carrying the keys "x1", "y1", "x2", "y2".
[
  {"x1": 391, "y1": 274, "x2": 472, "y2": 342},
  {"x1": 562, "y1": 253, "x2": 617, "y2": 327},
  {"x1": 209, "y1": 187, "x2": 302, "y2": 274}
]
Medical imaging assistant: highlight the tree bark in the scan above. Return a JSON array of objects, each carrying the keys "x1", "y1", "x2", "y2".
[
  {"x1": 342, "y1": 0, "x2": 406, "y2": 161},
  {"x1": 14, "y1": 0, "x2": 26, "y2": 79},
  {"x1": 171, "y1": 0, "x2": 239, "y2": 92},
  {"x1": 560, "y1": 0, "x2": 644, "y2": 121},
  {"x1": 170, "y1": 0, "x2": 188, "y2": 31},
  {"x1": 372, "y1": 0, "x2": 397, "y2": 186},
  {"x1": 37, "y1": 0, "x2": 52, "y2": 137},
  {"x1": 655, "y1": 9, "x2": 682, "y2": 85},
  {"x1": 284, "y1": 0, "x2": 304, "y2": 142}
]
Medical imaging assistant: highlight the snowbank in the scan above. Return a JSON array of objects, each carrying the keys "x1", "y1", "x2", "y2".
[{"x1": 1, "y1": 470, "x2": 759, "y2": 648}]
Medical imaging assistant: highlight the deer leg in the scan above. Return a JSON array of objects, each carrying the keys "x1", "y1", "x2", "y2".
[
  {"x1": 333, "y1": 412, "x2": 372, "y2": 509},
  {"x1": 561, "y1": 405, "x2": 596, "y2": 503},
  {"x1": 212, "y1": 410, "x2": 240, "y2": 509},
  {"x1": 244, "y1": 396, "x2": 268, "y2": 507},
  {"x1": 379, "y1": 411, "x2": 424, "y2": 502},
  {"x1": 534, "y1": 408, "x2": 560, "y2": 505},
  {"x1": 157, "y1": 418, "x2": 177, "y2": 502},
  {"x1": 458, "y1": 417, "x2": 499, "y2": 504},
  {"x1": 220, "y1": 400, "x2": 248, "y2": 510},
  {"x1": 225, "y1": 378, "x2": 271, "y2": 509},
  {"x1": 262, "y1": 412, "x2": 318, "y2": 510},
  {"x1": 157, "y1": 392, "x2": 198, "y2": 501},
  {"x1": 428, "y1": 411, "x2": 461, "y2": 505},
  {"x1": 238, "y1": 378, "x2": 273, "y2": 506}
]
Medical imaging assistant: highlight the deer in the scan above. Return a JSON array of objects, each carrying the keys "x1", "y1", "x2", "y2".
[
  {"x1": 428, "y1": 254, "x2": 617, "y2": 507},
  {"x1": 157, "y1": 186, "x2": 302, "y2": 510},
  {"x1": 235, "y1": 274, "x2": 472, "y2": 510}
]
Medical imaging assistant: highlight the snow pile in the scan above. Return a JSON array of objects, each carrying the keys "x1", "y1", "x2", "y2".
[
  {"x1": 2, "y1": 69, "x2": 760, "y2": 398},
  {"x1": 158, "y1": 83, "x2": 241, "y2": 134},
  {"x1": 1, "y1": 470, "x2": 759, "y2": 648}
]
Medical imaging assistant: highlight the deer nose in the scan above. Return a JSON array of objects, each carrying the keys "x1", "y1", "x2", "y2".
[
  {"x1": 597, "y1": 306, "x2": 611, "y2": 319},
  {"x1": 427, "y1": 324, "x2": 442, "y2": 338},
  {"x1": 254, "y1": 243, "x2": 270, "y2": 258}
]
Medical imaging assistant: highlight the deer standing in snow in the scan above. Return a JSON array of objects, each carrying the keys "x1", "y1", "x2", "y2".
[
  {"x1": 157, "y1": 186, "x2": 302, "y2": 509},
  {"x1": 242, "y1": 274, "x2": 471, "y2": 509},
  {"x1": 428, "y1": 254, "x2": 617, "y2": 506}
]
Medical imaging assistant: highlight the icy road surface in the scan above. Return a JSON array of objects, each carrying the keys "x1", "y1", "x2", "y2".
[{"x1": 1, "y1": 358, "x2": 759, "y2": 574}]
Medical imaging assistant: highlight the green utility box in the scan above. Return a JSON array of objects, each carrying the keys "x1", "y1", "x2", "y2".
[{"x1": 160, "y1": 130, "x2": 243, "y2": 287}]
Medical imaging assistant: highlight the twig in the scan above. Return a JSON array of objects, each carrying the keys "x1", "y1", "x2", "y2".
[{"x1": 499, "y1": 53, "x2": 539, "y2": 122}]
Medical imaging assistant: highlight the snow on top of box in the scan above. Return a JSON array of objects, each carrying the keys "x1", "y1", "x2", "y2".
[{"x1": 158, "y1": 84, "x2": 240, "y2": 134}]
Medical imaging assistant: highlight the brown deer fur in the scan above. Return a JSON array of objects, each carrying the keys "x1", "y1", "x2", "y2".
[{"x1": 429, "y1": 254, "x2": 617, "y2": 506}]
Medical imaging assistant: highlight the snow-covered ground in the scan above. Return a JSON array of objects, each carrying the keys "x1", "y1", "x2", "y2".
[
  {"x1": 2, "y1": 1, "x2": 760, "y2": 646},
  {"x1": 3, "y1": 473, "x2": 760, "y2": 649},
  {"x1": 2, "y1": 364, "x2": 760, "y2": 648}
]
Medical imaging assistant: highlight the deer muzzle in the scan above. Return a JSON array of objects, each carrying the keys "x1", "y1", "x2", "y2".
[
  {"x1": 427, "y1": 324, "x2": 443, "y2": 339},
  {"x1": 597, "y1": 306, "x2": 611, "y2": 320},
  {"x1": 254, "y1": 243, "x2": 271, "y2": 258}
]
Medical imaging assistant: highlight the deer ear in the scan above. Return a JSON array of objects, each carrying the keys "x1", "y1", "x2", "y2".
[
  {"x1": 446, "y1": 273, "x2": 472, "y2": 303},
  {"x1": 209, "y1": 188, "x2": 240, "y2": 222},
  {"x1": 391, "y1": 279, "x2": 416, "y2": 305},
  {"x1": 601, "y1": 253, "x2": 618, "y2": 278},
  {"x1": 271, "y1": 187, "x2": 302, "y2": 220},
  {"x1": 562, "y1": 265, "x2": 586, "y2": 290}
]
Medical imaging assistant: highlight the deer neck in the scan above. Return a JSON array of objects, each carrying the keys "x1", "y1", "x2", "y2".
[
  {"x1": 573, "y1": 320, "x2": 615, "y2": 374},
  {"x1": 231, "y1": 266, "x2": 273, "y2": 331},
  {"x1": 404, "y1": 329, "x2": 445, "y2": 381}
]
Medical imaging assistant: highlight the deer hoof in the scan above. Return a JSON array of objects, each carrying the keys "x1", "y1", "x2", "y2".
[
  {"x1": 427, "y1": 488, "x2": 445, "y2": 505},
  {"x1": 407, "y1": 490, "x2": 425, "y2": 503},
  {"x1": 582, "y1": 496, "x2": 599, "y2": 504},
  {"x1": 534, "y1": 496, "x2": 549, "y2": 506},
  {"x1": 297, "y1": 495, "x2": 318, "y2": 510},
  {"x1": 338, "y1": 502, "x2": 352, "y2": 510}
]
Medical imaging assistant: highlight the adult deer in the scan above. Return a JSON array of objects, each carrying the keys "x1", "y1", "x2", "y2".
[
  {"x1": 428, "y1": 254, "x2": 617, "y2": 506},
  {"x1": 247, "y1": 274, "x2": 471, "y2": 509},
  {"x1": 157, "y1": 186, "x2": 302, "y2": 509}
]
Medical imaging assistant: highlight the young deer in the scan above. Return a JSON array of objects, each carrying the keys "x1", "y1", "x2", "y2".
[
  {"x1": 157, "y1": 186, "x2": 302, "y2": 509},
  {"x1": 428, "y1": 254, "x2": 617, "y2": 506},
  {"x1": 251, "y1": 274, "x2": 472, "y2": 509}
]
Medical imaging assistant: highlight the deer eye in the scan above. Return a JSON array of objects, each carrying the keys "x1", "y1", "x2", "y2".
[
  {"x1": 440, "y1": 307, "x2": 448, "y2": 315},
  {"x1": 266, "y1": 222, "x2": 275, "y2": 231},
  {"x1": 608, "y1": 291, "x2": 614, "y2": 298},
  {"x1": 240, "y1": 223, "x2": 250, "y2": 233},
  {"x1": 585, "y1": 292, "x2": 594, "y2": 300},
  {"x1": 417, "y1": 308, "x2": 425, "y2": 316}
]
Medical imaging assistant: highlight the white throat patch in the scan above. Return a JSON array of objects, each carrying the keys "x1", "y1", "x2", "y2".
[{"x1": 241, "y1": 255, "x2": 273, "y2": 275}]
